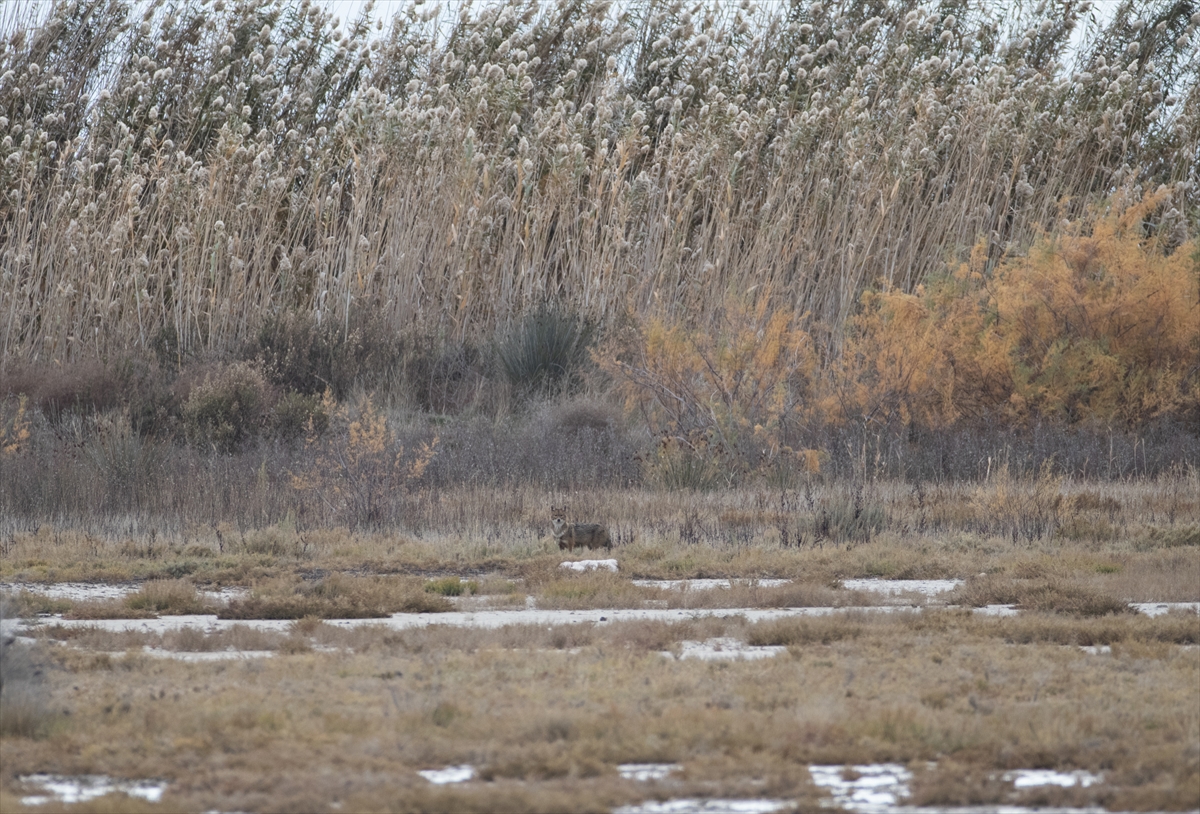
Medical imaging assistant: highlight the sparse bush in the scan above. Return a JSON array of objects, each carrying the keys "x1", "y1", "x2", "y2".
[
  {"x1": 255, "y1": 309, "x2": 403, "y2": 399},
  {"x1": 180, "y1": 362, "x2": 274, "y2": 452},
  {"x1": 85, "y1": 410, "x2": 168, "y2": 511},
  {"x1": 810, "y1": 494, "x2": 888, "y2": 547},
  {"x1": 971, "y1": 462, "x2": 1066, "y2": 543},
  {"x1": 496, "y1": 307, "x2": 596, "y2": 397},
  {"x1": 644, "y1": 439, "x2": 724, "y2": 491},
  {"x1": 273, "y1": 391, "x2": 329, "y2": 441},
  {"x1": 404, "y1": 340, "x2": 492, "y2": 415},
  {"x1": 1, "y1": 358, "x2": 143, "y2": 417},
  {"x1": 290, "y1": 395, "x2": 439, "y2": 528},
  {"x1": 603, "y1": 300, "x2": 818, "y2": 481}
]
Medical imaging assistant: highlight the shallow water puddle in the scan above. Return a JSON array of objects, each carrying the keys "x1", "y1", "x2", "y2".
[
  {"x1": 6, "y1": 596, "x2": 1192, "y2": 643},
  {"x1": 19, "y1": 774, "x2": 167, "y2": 806},
  {"x1": 808, "y1": 763, "x2": 912, "y2": 810},
  {"x1": 1003, "y1": 769, "x2": 1103, "y2": 789},
  {"x1": 842, "y1": 578, "x2": 963, "y2": 597},
  {"x1": 418, "y1": 765, "x2": 475, "y2": 784},
  {"x1": 612, "y1": 799, "x2": 792, "y2": 813},
  {"x1": 974, "y1": 604, "x2": 1020, "y2": 616},
  {"x1": 1130, "y1": 601, "x2": 1200, "y2": 617},
  {"x1": 8, "y1": 606, "x2": 916, "y2": 639},
  {"x1": 3, "y1": 582, "x2": 136, "y2": 602},
  {"x1": 631, "y1": 578, "x2": 791, "y2": 591},
  {"x1": 661, "y1": 638, "x2": 787, "y2": 661},
  {"x1": 619, "y1": 763, "x2": 681, "y2": 781},
  {"x1": 561, "y1": 559, "x2": 620, "y2": 572},
  {"x1": 0, "y1": 581, "x2": 247, "y2": 604},
  {"x1": 139, "y1": 647, "x2": 278, "y2": 661}
]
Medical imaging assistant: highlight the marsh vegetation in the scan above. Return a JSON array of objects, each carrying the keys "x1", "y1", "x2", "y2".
[{"x1": 1, "y1": 0, "x2": 1198, "y2": 810}]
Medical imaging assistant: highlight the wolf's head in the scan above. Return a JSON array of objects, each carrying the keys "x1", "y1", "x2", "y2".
[{"x1": 550, "y1": 505, "x2": 567, "y2": 535}]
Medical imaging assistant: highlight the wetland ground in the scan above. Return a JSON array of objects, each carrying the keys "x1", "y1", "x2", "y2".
[{"x1": 2, "y1": 480, "x2": 1198, "y2": 813}]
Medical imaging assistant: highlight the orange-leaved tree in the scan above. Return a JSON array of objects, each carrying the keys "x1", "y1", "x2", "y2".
[
  {"x1": 989, "y1": 194, "x2": 1198, "y2": 425},
  {"x1": 834, "y1": 191, "x2": 1199, "y2": 428},
  {"x1": 827, "y1": 237, "x2": 1007, "y2": 428}
]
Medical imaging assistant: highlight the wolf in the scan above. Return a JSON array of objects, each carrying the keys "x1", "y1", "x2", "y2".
[{"x1": 551, "y1": 505, "x2": 612, "y2": 552}]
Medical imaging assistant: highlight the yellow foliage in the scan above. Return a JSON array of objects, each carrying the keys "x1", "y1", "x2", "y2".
[
  {"x1": 991, "y1": 194, "x2": 1198, "y2": 424},
  {"x1": 291, "y1": 393, "x2": 438, "y2": 527},
  {"x1": 1, "y1": 395, "x2": 31, "y2": 457},
  {"x1": 835, "y1": 194, "x2": 1199, "y2": 427},
  {"x1": 600, "y1": 295, "x2": 817, "y2": 475},
  {"x1": 797, "y1": 448, "x2": 824, "y2": 475}
]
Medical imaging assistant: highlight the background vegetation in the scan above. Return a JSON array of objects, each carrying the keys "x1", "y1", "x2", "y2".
[
  {"x1": 0, "y1": 0, "x2": 1195, "y2": 354},
  {"x1": 0, "y1": 0, "x2": 1197, "y2": 529}
]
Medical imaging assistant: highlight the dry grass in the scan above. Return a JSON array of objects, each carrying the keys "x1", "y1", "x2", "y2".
[
  {"x1": 124, "y1": 579, "x2": 213, "y2": 615},
  {"x1": 946, "y1": 574, "x2": 1134, "y2": 616},
  {"x1": 220, "y1": 574, "x2": 452, "y2": 620},
  {"x1": 1, "y1": 609, "x2": 1196, "y2": 811},
  {"x1": 1, "y1": 474, "x2": 1197, "y2": 622}
]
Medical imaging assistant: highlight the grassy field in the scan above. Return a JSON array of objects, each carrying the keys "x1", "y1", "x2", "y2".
[
  {"x1": 2, "y1": 596, "x2": 1198, "y2": 812},
  {"x1": 2, "y1": 474, "x2": 1199, "y2": 812}
]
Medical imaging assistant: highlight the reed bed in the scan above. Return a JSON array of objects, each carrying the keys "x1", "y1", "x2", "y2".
[{"x1": 0, "y1": 0, "x2": 1195, "y2": 364}]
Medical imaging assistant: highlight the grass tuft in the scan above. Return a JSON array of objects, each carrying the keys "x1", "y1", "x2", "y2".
[
  {"x1": 124, "y1": 579, "x2": 211, "y2": 615},
  {"x1": 220, "y1": 575, "x2": 451, "y2": 619},
  {"x1": 496, "y1": 307, "x2": 596, "y2": 397},
  {"x1": 425, "y1": 577, "x2": 477, "y2": 597},
  {"x1": 948, "y1": 575, "x2": 1132, "y2": 616}
]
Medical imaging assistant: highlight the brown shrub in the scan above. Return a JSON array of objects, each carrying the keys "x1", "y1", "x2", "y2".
[{"x1": 178, "y1": 361, "x2": 275, "y2": 451}]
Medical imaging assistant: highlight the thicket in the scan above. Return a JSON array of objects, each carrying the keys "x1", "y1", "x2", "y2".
[
  {"x1": 602, "y1": 197, "x2": 1197, "y2": 481},
  {"x1": 834, "y1": 191, "x2": 1199, "y2": 429}
]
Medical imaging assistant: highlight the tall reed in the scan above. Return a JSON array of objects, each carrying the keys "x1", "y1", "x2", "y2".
[{"x1": 1, "y1": 0, "x2": 1195, "y2": 363}]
